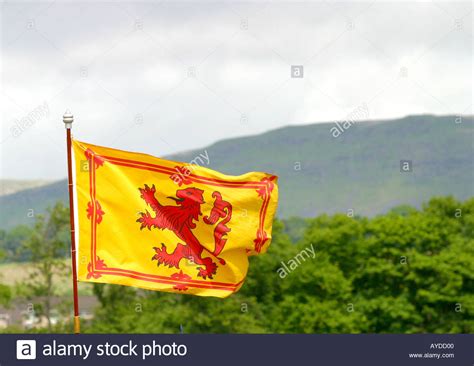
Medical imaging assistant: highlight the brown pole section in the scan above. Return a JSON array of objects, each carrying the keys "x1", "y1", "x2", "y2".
[{"x1": 64, "y1": 111, "x2": 80, "y2": 334}]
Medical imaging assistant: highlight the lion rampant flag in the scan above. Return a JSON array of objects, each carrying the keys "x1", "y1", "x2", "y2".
[{"x1": 72, "y1": 139, "x2": 278, "y2": 298}]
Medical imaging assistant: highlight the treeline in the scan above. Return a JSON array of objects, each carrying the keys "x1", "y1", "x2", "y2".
[{"x1": 1, "y1": 196, "x2": 473, "y2": 333}]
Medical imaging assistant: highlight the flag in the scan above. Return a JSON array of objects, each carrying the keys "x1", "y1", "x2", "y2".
[{"x1": 72, "y1": 139, "x2": 278, "y2": 298}]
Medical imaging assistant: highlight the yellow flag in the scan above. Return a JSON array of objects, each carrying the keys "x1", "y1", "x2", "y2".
[{"x1": 72, "y1": 139, "x2": 278, "y2": 298}]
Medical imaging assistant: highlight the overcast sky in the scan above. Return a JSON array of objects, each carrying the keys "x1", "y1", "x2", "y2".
[{"x1": 1, "y1": 0, "x2": 472, "y2": 180}]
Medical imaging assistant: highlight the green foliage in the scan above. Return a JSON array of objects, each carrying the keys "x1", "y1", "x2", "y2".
[
  {"x1": 1, "y1": 196, "x2": 472, "y2": 333},
  {"x1": 0, "y1": 240, "x2": 12, "y2": 306},
  {"x1": 281, "y1": 216, "x2": 309, "y2": 243},
  {"x1": 88, "y1": 285, "x2": 266, "y2": 333},
  {"x1": 16, "y1": 202, "x2": 70, "y2": 331},
  {"x1": 0, "y1": 225, "x2": 33, "y2": 262},
  {"x1": 85, "y1": 196, "x2": 473, "y2": 334},
  {"x1": 0, "y1": 283, "x2": 11, "y2": 307}
]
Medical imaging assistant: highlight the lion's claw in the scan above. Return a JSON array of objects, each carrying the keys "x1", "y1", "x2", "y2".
[{"x1": 196, "y1": 260, "x2": 217, "y2": 280}]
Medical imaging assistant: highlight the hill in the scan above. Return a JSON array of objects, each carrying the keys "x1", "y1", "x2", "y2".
[
  {"x1": 0, "y1": 180, "x2": 68, "y2": 229},
  {"x1": 0, "y1": 180, "x2": 51, "y2": 197},
  {"x1": 0, "y1": 114, "x2": 472, "y2": 229}
]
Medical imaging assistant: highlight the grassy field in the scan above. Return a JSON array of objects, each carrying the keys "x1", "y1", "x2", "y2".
[{"x1": 0, "y1": 261, "x2": 93, "y2": 296}]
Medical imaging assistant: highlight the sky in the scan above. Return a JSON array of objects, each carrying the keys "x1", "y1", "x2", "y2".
[{"x1": 0, "y1": 0, "x2": 472, "y2": 180}]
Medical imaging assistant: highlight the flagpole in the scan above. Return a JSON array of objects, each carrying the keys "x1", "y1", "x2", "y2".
[{"x1": 64, "y1": 111, "x2": 80, "y2": 334}]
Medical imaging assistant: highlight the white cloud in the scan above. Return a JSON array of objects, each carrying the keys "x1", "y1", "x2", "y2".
[{"x1": 0, "y1": 0, "x2": 472, "y2": 179}]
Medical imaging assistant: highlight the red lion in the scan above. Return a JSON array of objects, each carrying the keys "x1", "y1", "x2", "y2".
[{"x1": 136, "y1": 184, "x2": 232, "y2": 279}]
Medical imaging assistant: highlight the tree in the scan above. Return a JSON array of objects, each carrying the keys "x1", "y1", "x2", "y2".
[
  {"x1": 81, "y1": 196, "x2": 474, "y2": 334},
  {"x1": 17, "y1": 202, "x2": 70, "y2": 331},
  {"x1": 0, "y1": 225, "x2": 33, "y2": 262},
  {"x1": 0, "y1": 247, "x2": 12, "y2": 307}
]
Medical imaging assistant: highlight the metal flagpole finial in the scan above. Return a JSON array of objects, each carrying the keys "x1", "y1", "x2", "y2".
[{"x1": 63, "y1": 110, "x2": 74, "y2": 129}]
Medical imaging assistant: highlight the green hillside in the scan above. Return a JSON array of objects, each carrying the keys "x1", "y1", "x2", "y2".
[
  {"x1": 0, "y1": 180, "x2": 68, "y2": 229},
  {"x1": 0, "y1": 114, "x2": 472, "y2": 229}
]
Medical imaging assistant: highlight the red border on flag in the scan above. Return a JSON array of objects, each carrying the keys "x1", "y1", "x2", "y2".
[{"x1": 84, "y1": 149, "x2": 275, "y2": 292}]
